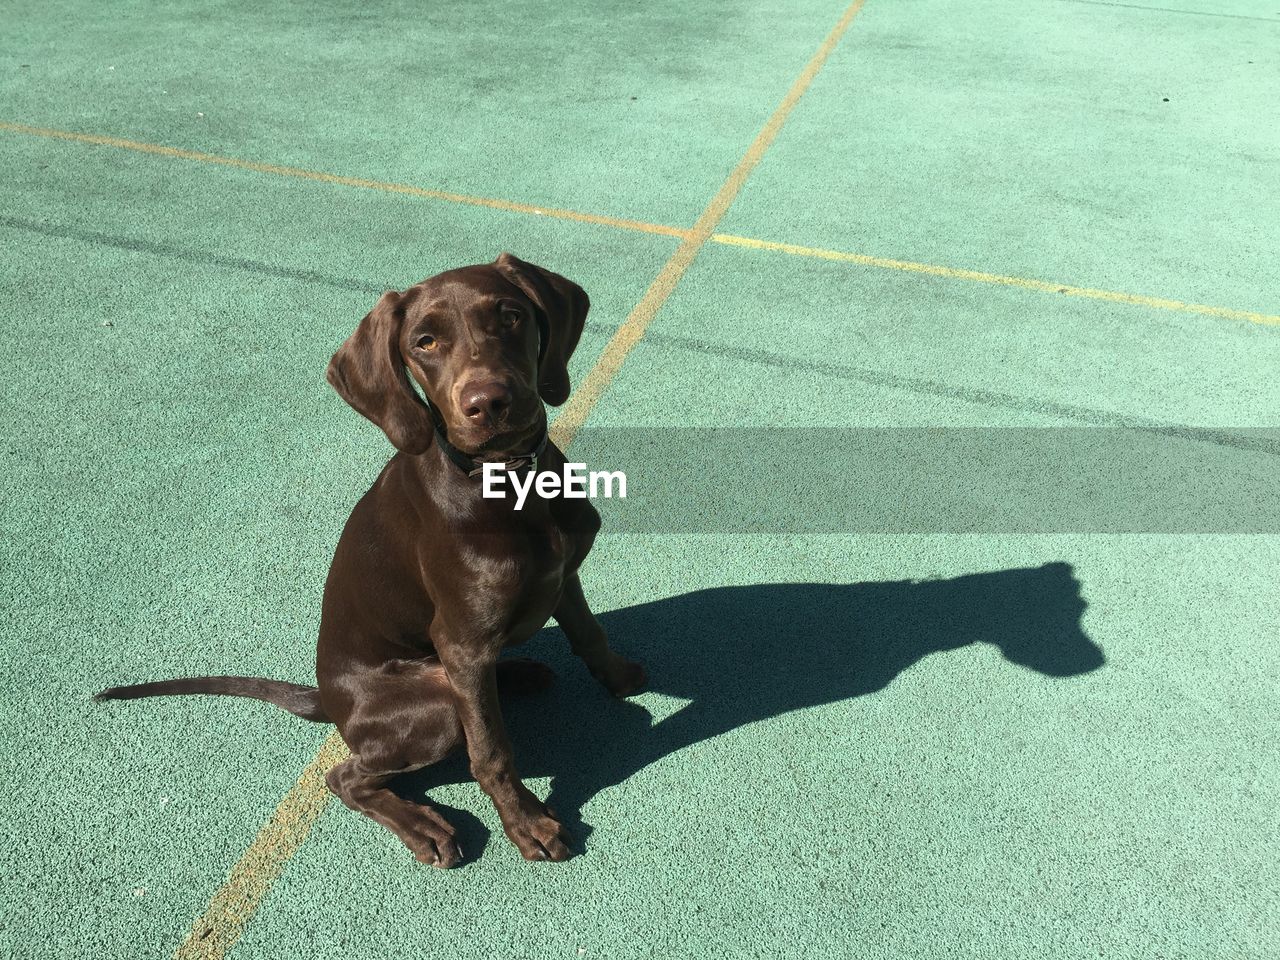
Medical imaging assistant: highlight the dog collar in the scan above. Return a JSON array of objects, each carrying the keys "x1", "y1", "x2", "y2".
[{"x1": 430, "y1": 412, "x2": 548, "y2": 479}]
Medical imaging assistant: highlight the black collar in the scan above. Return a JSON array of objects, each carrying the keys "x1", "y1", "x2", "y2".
[{"x1": 430, "y1": 409, "x2": 548, "y2": 479}]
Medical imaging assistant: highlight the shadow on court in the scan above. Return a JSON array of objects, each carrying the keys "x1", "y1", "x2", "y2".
[{"x1": 401, "y1": 561, "x2": 1104, "y2": 861}]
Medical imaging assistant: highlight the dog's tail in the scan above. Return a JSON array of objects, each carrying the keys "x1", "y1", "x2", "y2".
[{"x1": 94, "y1": 677, "x2": 330, "y2": 722}]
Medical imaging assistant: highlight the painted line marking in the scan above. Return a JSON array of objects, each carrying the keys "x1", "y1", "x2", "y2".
[
  {"x1": 172, "y1": 733, "x2": 348, "y2": 960},
  {"x1": 551, "y1": 0, "x2": 869, "y2": 444},
  {"x1": 0, "y1": 121, "x2": 689, "y2": 240},
  {"x1": 4, "y1": 120, "x2": 1276, "y2": 328},
  {"x1": 709, "y1": 234, "x2": 1280, "y2": 327}
]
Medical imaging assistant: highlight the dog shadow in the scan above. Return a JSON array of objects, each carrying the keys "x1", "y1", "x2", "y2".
[{"x1": 401, "y1": 561, "x2": 1103, "y2": 861}]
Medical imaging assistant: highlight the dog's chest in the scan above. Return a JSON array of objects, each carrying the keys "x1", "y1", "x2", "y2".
[{"x1": 470, "y1": 518, "x2": 570, "y2": 641}]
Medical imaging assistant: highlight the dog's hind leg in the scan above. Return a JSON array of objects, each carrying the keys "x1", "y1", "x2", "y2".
[
  {"x1": 324, "y1": 656, "x2": 555, "y2": 866},
  {"x1": 326, "y1": 756, "x2": 463, "y2": 867},
  {"x1": 326, "y1": 660, "x2": 467, "y2": 867}
]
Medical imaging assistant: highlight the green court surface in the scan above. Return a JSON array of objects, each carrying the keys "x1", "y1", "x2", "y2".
[{"x1": 2, "y1": 1, "x2": 1277, "y2": 958}]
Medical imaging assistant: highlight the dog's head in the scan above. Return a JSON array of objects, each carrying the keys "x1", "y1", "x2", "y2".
[{"x1": 326, "y1": 253, "x2": 588, "y2": 456}]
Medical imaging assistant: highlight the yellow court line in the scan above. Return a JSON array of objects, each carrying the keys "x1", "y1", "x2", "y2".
[
  {"x1": 172, "y1": 734, "x2": 347, "y2": 960},
  {"x1": 710, "y1": 234, "x2": 1280, "y2": 327},
  {"x1": 168, "y1": 2, "x2": 869, "y2": 957},
  {"x1": 550, "y1": 0, "x2": 869, "y2": 444},
  {"x1": 5, "y1": 119, "x2": 1279, "y2": 328},
  {"x1": 0, "y1": 121, "x2": 689, "y2": 240}
]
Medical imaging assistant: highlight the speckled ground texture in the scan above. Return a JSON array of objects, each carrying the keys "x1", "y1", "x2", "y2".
[{"x1": 2, "y1": 0, "x2": 1278, "y2": 958}]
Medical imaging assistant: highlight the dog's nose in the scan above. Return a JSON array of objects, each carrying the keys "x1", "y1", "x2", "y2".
[{"x1": 460, "y1": 380, "x2": 513, "y2": 424}]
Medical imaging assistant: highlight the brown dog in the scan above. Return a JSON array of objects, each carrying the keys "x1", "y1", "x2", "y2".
[{"x1": 97, "y1": 253, "x2": 646, "y2": 865}]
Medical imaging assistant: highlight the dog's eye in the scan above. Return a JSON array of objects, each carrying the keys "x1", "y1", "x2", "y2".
[
  {"x1": 416, "y1": 335, "x2": 437, "y2": 351},
  {"x1": 500, "y1": 307, "x2": 522, "y2": 326}
]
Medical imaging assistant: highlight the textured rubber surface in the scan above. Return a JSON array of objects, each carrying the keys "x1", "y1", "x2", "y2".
[{"x1": 2, "y1": 0, "x2": 1277, "y2": 958}]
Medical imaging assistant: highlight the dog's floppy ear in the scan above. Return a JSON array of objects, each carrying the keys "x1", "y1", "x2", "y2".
[
  {"x1": 326, "y1": 290, "x2": 434, "y2": 454},
  {"x1": 494, "y1": 252, "x2": 589, "y2": 406}
]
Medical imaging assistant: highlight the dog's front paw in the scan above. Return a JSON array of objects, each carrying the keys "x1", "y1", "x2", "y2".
[
  {"x1": 597, "y1": 655, "x2": 647, "y2": 698},
  {"x1": 503, "y1": 792, "x2": 575, "y2": 862}
]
